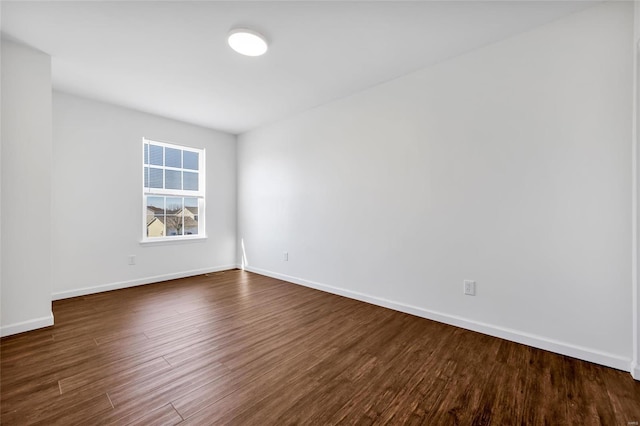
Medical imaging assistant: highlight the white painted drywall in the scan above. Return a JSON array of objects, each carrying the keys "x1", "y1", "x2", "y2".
[
  {"x1": 1, "y1": 40, "x2": 54, "y2": 335},
  {"x1": 51, "y1": 92, "x2": 237, "y2": 299},
  {"x1": 633, "y1": 0, "x2": 640, "y2": 381},
  {"x1": 238, "y1": 2, "x2": 634, "y2": 369}
]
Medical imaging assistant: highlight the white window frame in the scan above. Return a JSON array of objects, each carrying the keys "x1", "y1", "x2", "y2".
[{"x1": 141, "y1": 137, "x2": 206, "y2": 243}]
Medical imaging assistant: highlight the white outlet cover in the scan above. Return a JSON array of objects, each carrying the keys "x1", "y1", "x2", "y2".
[{"x1": 464, "y1": 280, "x2": 476, "y2": 296}]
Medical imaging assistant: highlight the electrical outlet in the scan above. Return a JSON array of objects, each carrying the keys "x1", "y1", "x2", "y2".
[
  {"x1": 283, "y1": 252, "x2": 288, "y2": 261},
  {"x1": 128, "y1": 255, "x2": 136, "y2": 266},
  {"x1": 464, "y1": 280, "x2": 476, "y2": 296}
]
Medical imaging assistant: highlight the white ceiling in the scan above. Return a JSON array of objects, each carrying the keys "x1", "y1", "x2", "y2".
[{"x1": 2, "y1": 1, "x2": 598, "y2": 134}]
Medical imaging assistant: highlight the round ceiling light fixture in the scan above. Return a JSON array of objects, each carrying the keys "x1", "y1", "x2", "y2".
[{"x1": 228, "y1": 28, "x2": 268, "y2": 57}]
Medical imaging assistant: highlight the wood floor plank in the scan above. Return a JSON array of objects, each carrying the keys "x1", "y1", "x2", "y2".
[
  {"x1": 0, "y1": 331, "x2": 54, "y2": 358},
  {"x1": 177, "y1": 351, "x2": 327, "y2": 424},
  {"x1": 1, "y1": 336, "x2": 97, "y2": 382},
  {"x1": 171, "y1": 346, "x2": 323, "y2": 420},
  {"x1": 107, "y1": 358, "x2": 229, "y2": 408},
  {"x1": 58, "y1": 355, "x2": 172, "y2": 395},
  {"x1": 91, "y1": 360, "x2": 230, "y2": 425},
  {"x1": 0, "y1": 379, "x2": 61, "y2": 421},
  {"x1": 125, "y1": 403, "x2": 183, "y2": 426},
  {"x1": 266, "y1": 321, "x2": 428, "y2": 424},
  {"x1": 3, "y1": 326, "x2": 205, "y2": 405},
  {"x1": 2, "y1": 269, "x2": 639, "y2": 425},
  {"x1": 563, "y1": 356, "x2": 619, "y2": 424},
  {"x1": 600, "y1": 366, "x2": 640, "y2": 424},
  {"x1": 473, "y1": 342, "x2": 528, "y2": 425},
  {"x1": 367, "y1": 326, "x2": 459, "y2": 423},
  {"x1": 412, "y1": 330, "x2": 502, "y2": 425},
  {"x1": 2, "y1": 391, "x2": 113, "y2": 425}
]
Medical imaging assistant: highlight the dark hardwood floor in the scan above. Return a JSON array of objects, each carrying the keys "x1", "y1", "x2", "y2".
[{"x1": 1, "y1": 269, "x2": 639, "y2": 425}]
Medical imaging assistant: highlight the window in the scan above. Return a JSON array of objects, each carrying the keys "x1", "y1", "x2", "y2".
[{"x1": 142, "y1": 138, "x2": 205, "y2": 241}]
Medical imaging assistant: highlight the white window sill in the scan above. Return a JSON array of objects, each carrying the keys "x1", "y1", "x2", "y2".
[{"x1": 140, "y1": 235, "x2": 208, "y2": 246}]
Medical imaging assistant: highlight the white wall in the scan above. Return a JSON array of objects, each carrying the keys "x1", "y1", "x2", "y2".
[
  {"x1": 1, "y1": 40, "x2": 54, "y2": 336},
  {"x1": 633, "y1": 0, "x2": 640, "y2": 381},
  {"x1": 52, "y1": 92, "x2": 236, "y2": 299},
  {"x1": 238, "y1": 2, "x2": 634, "y2": 371}
]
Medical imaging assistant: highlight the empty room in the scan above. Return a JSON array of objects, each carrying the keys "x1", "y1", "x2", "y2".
[{"x1": 1, "y1": 0, "x2": 640, "y2": 424}]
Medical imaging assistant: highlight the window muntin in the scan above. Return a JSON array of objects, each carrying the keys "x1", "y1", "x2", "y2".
[{"x1": 142, "y1": 138, "x2": 205, "y2": 241}]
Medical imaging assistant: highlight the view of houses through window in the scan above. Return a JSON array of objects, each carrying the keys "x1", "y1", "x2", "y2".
[{"x1": 143, "y1": 138, "x2": 205, "y2": 240}]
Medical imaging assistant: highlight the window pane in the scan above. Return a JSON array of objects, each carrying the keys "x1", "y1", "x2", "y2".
[
  {"x1": 166, "y1": 197, "x2": 183, "y2": 236},
  {"x1": 144, "y1": 144, "x2": 149, "y2": 165},
  {"x1": 149, "y1": 167, "x2": 163, "y2": 188},
  {"x1": 183, "y1": 171, "x2": 198, "y2": 191},
  {"x1": 150, "y1": 144, "x2": 163, "y2": 166},
  {"x1": 166, "y1": 197, "x2": 182, "y2": 212},
  {"x1": 184, "y1": 151, "x2": 199, "y2": 170},
  {"x1": 146, "y1": 196, "x2": 165, "y2": 238},
  {"x1": 144, "y1": 166, "x2": 149, "y2": 188},
  {"x1": 147, "y1": 196, "x2": 165, "y2": 212},
  {"x1": 165, "y1": 169, "x2": 182, "y2": 190},
  {"x1": 184, "y1": 197, "x2": 198, "y2": 235},
  {"x1": 165, "y1": 147, "x2": 182, "y2": 168}
]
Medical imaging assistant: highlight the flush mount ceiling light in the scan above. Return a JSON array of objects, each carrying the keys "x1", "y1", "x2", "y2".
[{"x1": 228, "y1": 29, "x2": 268, "y2": 57}]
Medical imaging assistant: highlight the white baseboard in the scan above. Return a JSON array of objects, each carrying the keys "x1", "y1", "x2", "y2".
[
  {"x1": 52, "y1": 264, "x2": 238, "y2": 301},
  {"x1": 244, "y1": 265, "x2": 632, "y2": 373},
  {"x1": 1, "y1": 311, "x2": 54, "y2": 337},
  {"x1": 632, "y1": 362, "x2": 640, "y2": 381}
]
